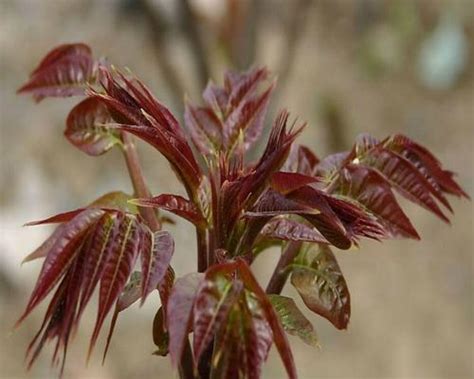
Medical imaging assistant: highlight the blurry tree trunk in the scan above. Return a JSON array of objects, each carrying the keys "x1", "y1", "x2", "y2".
[
  {"x1": 133, "y1": 0, "x2": 187, "y2": 112},
  {"x1": 178, "y1": 0, "x2": 211, "y2": 90}
]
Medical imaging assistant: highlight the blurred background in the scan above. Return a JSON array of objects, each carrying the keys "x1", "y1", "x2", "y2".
[{"x1": 1, "y1": 0, "x2": 473, "y2": 378}]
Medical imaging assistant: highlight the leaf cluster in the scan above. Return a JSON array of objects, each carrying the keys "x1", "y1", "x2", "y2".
[{"x1": 16, "y1": 43, "x2": 467, "y2": 378}]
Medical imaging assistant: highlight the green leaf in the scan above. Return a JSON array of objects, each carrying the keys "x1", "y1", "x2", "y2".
[
  {"x1": 290, "y1": 243, "x2": 351, "y2": 330},
  {"x1": 268, "y1": 294, "x2": 319, "y2": 347},
  {"x1": 89, "y1": 191, "x2": 138, "y2": 214}
]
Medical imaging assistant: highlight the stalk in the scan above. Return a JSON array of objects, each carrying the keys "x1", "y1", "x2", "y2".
[
  {"x1": 196, "y1": 227, "x2": 208, "y2": 272},
  {"x1": 266, "y1": 241, "x2": 302, "y2": 294},
  {"x1": 122, "y1": 133, "x2": 161, "y2": 231},
  {"x1": 121, "y1": 132, "x2": 195, "y2": 379}
]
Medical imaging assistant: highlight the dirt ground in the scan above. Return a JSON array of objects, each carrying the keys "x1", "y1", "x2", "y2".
[{"x1": 0, "y1": 1, "x2": 473, "y2": 378}]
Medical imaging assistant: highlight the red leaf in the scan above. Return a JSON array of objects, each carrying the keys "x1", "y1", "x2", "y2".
[
  {"x1": 241, "y1": 294, "x2": 274, "y2": 379},
  {"x1": 290, "y1": 244, "x2": 351, "y2": 330},
  {"x1": 21, "y1": 225, "x2": 66, "y2": 264},
  {"x1": 192, "y1": 276, "x2": 243, "y2": 363},
  {"x1": 17, "y1": 209, "x2": 105, "y2": 326},
  {"x1": 261, "y1": 217, "x2": 328, "y2": 244},
  {"x1": 236, "y1": 259, "x2": 297, "y2": 379},
  {"x1": 202, "y1": 82, "x2": 228, "y2": 118},
  {"x1": 224, "y1": 82, "x2": 274, "y2": 150},
  {"x1": 337, "y1": 164, "x2": 419, "y2": 239},
  {"x1": 238, "y1": 111, "x2": 304, "y2": 206},
  {"x1": 103, "y1": 271, "x2": 142, "y2": 362},
  {"x1": 285, "y1": 144, "x2": 320, "y2": 175},
  {"x1": 140, "y1": 230, "x2": 174, "y2": 304},
  {"x1": 18, "y1": 43, "x2": 96, "y2": 102},
  {"x1": 19, "y1": 202, "x2": 174, "y2": 372},
  {"x1": 133, "y1": 194, "x2": 206, "y2": 226},
  {"x1": 288, "y1": 186, "x2": 352, "y2": 249},
  {"x1": 31, "y1": 43, "x2": 92, "y2": 76},
  {"x1": 158, "y1": 267, "x2": 175, "y2": 317},
  {"x1": 385, "y1": 134, "x2": 468, "y2": 198},
  {"x1": 226, "y1": 67, "x2": 269, "y2": 110},
  {"x1": 25, "y1": 209, "x2": 85, "y2": 226},
  {"x1": 25, "y1": 256, "x2": 85, "y2": 375},
  {"x1": 342, "y1": 133, "x2": 469, "y2": 222},
  {"x1": 220, "y1": 111, "x2": 303, "y2": 234},
  {"x1": 184, "y1": 103, "x2": 223, "y2": 154},
  {"x1": 65, "y1": 97, "x2": 120, "y2": 156},
  {"x1": 93, "y1": 68, "x2": 202, "y2": 192},
  {"x1": 204, "y1": 261, "x2": 276, "y2": 379},
  {"x1": 194, "y1": 67, "x2": 276, "y2": 154},
  {"x1": 167, "y1": 272, "x2": 204, "y2": 367},
  {"x1": 89, "y1": 214, "x2": 142, "y2": 357},
  {"x1": 271, "y1": 171, "x2": 319, "y2": 195},
  {"x1": 75, "y1": 213, "x2": 121, "y2": 323},
  {"x1": 314, "y1": 151, "x2": 349, "y2": 181},
  {"x1": 112, "y1": 121, "x2": 202, "y2": 192},
  {"x1": 25, "y1": 276, "x2": 69, "y2": 370},
  {"x1": 321, "y1": 194, "x2": 386, "y2": 243},
  {"x1": 364, "y1": 146, "x2": 451, "y2": 222}
]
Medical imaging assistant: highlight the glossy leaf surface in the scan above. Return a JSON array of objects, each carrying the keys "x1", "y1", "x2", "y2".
[
  {"x1": 167, "y1": 272, "x2": 204, "y2": 367},
  {"x1": 65, "y1": 97, "x2": 120, "y2": 156},
  {"x1": 18, "y1": 44, "x2": 468, "y2": 379},
  {"x1": 17, "y1": 205, "x2": 173, "y2": 370},
  {"x1": 133, "y1": 194, "x2": 206, "y2": 226},
  {"x1": 18, "y1": 43, "x2": 97, "y2": 102},
  {"x1": 269, "y1": 294, "x2": 319, "y2": 347},
  {"x1": 290, "y1": 244, "x2": 351, "y2": 330}
]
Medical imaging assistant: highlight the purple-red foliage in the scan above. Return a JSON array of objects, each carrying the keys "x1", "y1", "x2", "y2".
[{"x1": 16, "y1": 43, "x2": 467, "y2": 378}]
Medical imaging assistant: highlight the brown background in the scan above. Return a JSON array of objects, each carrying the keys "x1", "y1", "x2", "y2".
[{"x1": 0, "y1": 0, "x2": 473, "y2": 378}]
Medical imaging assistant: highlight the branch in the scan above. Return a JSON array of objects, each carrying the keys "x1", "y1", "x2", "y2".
[
  {"x1": 266, "y1": 241, "x2": 302, "y2": 294},
  {"x1": 196, "y1": 227, "x2": 208, "y2": 273},
  {"x1": 122, "y1": 133, "x2": 198, "y2": 378},
  {"x1": 121, "y1": 133, "x2": 161, "y2": 232}
]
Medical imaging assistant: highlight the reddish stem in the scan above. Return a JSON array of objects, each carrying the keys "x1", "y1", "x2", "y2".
[
  {"x1": 266, "y1": 241, "x2": 302, "y2": 294},
  {"x1": 121, "y1": 133, "x2": 161, "y2": 232},
  {"x1": 122, "y1": 132, "x2": 196, "y2": 378}
]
